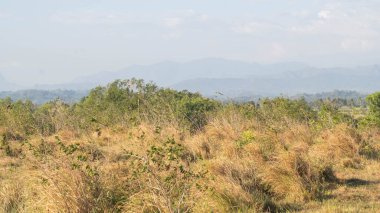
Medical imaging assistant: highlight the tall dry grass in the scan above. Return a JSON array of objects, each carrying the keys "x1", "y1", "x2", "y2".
[
  {"x1": 0, "y1": 105, "x2": 377, "y2": 212},
  {"x1": 0, "y1": 181, "x2": 25, "y2": 212}
]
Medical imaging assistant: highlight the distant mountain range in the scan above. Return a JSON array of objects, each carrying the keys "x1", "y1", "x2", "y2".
[
  {"x1": 231, "y1": 90, "x2": 368, "y2": 105},
  {"x1": 0, "y1": 90, "x2": 88, "y2": 104},
  {"x1": 0, "y1": 89, "x2": 367, "y2": 106},
  {"x1": 3, "y1": 58, "x2": 380, "y2": 98}
]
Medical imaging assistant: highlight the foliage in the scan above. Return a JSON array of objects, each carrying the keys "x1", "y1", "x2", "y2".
[
  {"x1": 258, "y1": 97, "x2": 316, "y2": 122},
  {"x1": 125, "y1": 138, "x2": 206, "y2": 212},
  {"x1": 311, "y1": 101, "x2": 357, "y2": 131},
  {"x1": 365, "y1": 92, "x2": 380, "y2": 126},
  {"x1": 73, "y1": 79, "x2": 219, "y2": 132}
]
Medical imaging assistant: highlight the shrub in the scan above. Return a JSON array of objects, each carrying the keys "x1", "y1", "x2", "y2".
[
  {"x1": 73, "y1": 79, "x2": 219, "y2": 133},
  {"x1": 258, "y1": 98, "x2": 316, "y2": 123},
  {"x1": 124, "y1": 138, "x2": 206, "y2": 212},
  {"x1": 365, "y1": 92, "x2": 380, "y2": 126}
]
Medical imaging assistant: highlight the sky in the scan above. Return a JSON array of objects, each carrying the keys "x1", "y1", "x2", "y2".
[{"x1": 1, "y1": 0, "x2": 380, "y2": 86}]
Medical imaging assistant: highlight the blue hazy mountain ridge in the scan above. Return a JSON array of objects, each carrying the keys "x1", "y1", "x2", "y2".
[
  {"x1": 0, "y1": 90, "x2": 88, "y2": 104},
  {"x1": 171, "y1": 74, "x2": 380, "y2": 97},
  {"x1": 17, "y1": 58, "x2": 380, "y2": 97},
  {"x1": 169, "y1": 63, "x2": 380, "y2": 96},
  {"x1": 73, "y1": 58, "x2": 264, "y2": 86},
  {"x1": 33, "y1": 59, "x2": 313, "y2": 91}
]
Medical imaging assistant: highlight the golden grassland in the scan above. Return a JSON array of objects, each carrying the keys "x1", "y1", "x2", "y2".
[{"x1": 1, "y1": 107, "x2": 379, "y2": 213}]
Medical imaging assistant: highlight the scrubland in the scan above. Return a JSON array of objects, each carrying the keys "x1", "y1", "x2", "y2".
[{"x1": 1, "y1": 79, "x2": 380, "y2": 212}]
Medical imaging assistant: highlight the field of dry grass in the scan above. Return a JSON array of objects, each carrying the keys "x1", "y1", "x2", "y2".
[
  {"x1": 1, "y1": 109, "x2": 379, "y2": 212},
  {"x1": 303, "y1": 158, "x2": 380, "y2": 212}
]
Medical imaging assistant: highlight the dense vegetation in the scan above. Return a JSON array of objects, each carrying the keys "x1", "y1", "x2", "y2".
[{"x1": 0, "y1": 79, "x2": 379, "y2": 212}]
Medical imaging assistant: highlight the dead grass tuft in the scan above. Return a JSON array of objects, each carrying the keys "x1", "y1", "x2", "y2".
[{"x1": 0, "y1": 181, "x2": 25, "y2": 212}]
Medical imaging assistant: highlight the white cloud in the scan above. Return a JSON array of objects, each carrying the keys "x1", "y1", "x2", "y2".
[
  {"x1": 290, "y1": 5, "x2": 380, "y2": 39},
  {"x1": 227, "y1": 1, "x2": 380, "y2": 63},
  {"x1": 199, "y1": 14, "x2": 209, "y2": 22},
  {"x1": 162, "y1": 31, "x2": 182, "y2": 40},
  {"x1": 163, "y1": 17, "x2": 182, "y2": 28},
  {"x1": 232, "y1": 21, "x2": 282, "y2": 35},
  {"x1": 162, "y1": 10, "x2": 211, "y2": 28},
  {"x1": 341, "y1": 38, "x2": 373, "y2": 51},
  {"x1": 50, "y1": 10, "x2": 133, "y2": 25},
  {"x1": 318, "y1": 10, "x2": 331, "y2": 20}
]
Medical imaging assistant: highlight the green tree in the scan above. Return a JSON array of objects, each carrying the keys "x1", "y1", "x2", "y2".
[{"x1": 366, "y1": 92, "x2": 380, "y2": 126}]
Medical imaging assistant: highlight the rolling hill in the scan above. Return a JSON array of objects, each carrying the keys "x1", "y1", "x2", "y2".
[{"x1": 6, "y1": 58, "x2": 380, "y2": 98}]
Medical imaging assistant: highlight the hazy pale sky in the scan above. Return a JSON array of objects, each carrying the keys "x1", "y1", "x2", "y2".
[{"x1": 1, "y1": 0, "x2": 380, "y2": 85}]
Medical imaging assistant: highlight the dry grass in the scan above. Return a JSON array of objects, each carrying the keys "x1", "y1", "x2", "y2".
[
  {"x1": 302, "y1": 159, "x2": 380, "y2": 212},
  {"x1": 1, "y1": 109, "x2": 380, "y2": 212},
  {"x1": 0, "y1": 181, "x2": 25, "y2": 212},
  {"x1": 309, "y1": 124, "x2": 361, "y2": 165}
]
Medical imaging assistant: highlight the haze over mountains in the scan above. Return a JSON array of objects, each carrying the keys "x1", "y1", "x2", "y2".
[
  {"x1": 2, "y1": 58, "x2": 380, "y2": 98},
  {"x1": 0, "y1": 74, "x2": 18, "y2": 91}
]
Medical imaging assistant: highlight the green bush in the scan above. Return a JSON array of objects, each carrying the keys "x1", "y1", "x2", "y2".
[
  {"x1": 365, "y1": 92, "x2": 380, "y2": 126},
  {"x1": 73, "y1": 79, "x2": 218, "y2": 132},
  {"x1": 125, "y1": 138, "x2": 206, "y2": 212},
  {"x1": 258, "y1": 98, "x2": 316, "y2": 122}
]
